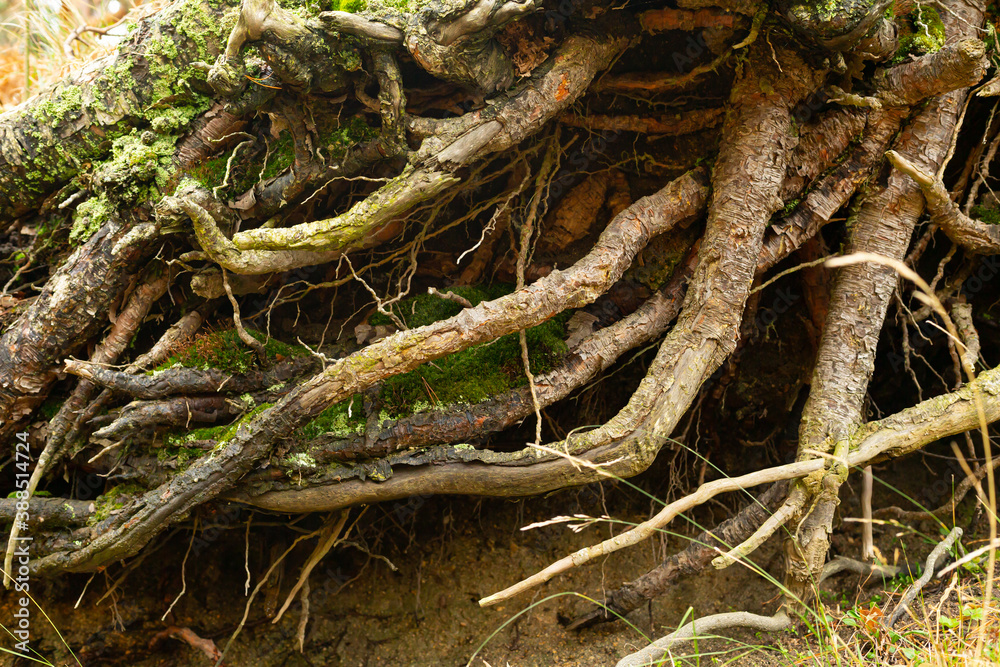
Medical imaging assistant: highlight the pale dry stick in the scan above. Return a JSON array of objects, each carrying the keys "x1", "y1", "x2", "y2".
[
  {"x1": 222, "y1": 268, "x2": 265, "y2": 358},
  {"x1": 272, "y1": 511, "x2": 350, "y2": 622},
  {"x1": 886, "y1": 526, "x2": 963, "y2": 627},
  {"x1": 215, "y1": 526, "x2": 328, "y2": 667},
  {"x1": 862, "y1": 465, "x2": 875, "y2": 561},
  {"x1": 937, "y1": 538, "x2": 1000, "y2": 577},
  {"x1": 616, "y1": 610, "x2": 791, "y2": 667},
  {"x1": 516, "y1": 138, "x2": 560, "y2": 447},
  {"x1": 161, "y1": 519, "x2": 198, "y2": 620},
  {"x1": 826, "y1": 250, "x2": 996, "y2": 658},
  {"x1": 296, "y1": 578, "x2": 310, "y2": 652},
  {"x1": 711, "y1": 489, "x2": 805, "y2": 569},
  {"x1": 478, "y1": 456, "x2": 829, "y2": 606}
]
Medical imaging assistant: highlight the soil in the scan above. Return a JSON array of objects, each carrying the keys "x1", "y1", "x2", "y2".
[{"x1": 3, "y1": 436, "x2": 995, "y2": 667}]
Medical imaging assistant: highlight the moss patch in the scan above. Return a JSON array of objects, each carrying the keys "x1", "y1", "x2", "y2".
[
  {"x1": 156, "y1": 328, "x2": 308, "y2": 373},
  {"x1": 972, "y1": 204, "x2": 1000, "y2": 225},
  {"x1": 89, "y1": 483, "x2": 145, "y2": 525},
  {"x1": 371, "y1": 285, "x2": 570, "y2": 418},
  {"x1": 892, "y1": 6, "x2": 946, "y2": 64},
  {"x1": 299, "y1": 395, "x2": 366, "y2": 439}
]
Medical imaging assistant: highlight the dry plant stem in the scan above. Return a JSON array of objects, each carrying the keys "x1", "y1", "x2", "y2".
[
  {"x1": 29, "y1": 170, "x2": 707, "y2": 575},
  {"x1": 616, "y1": 611, "x2": 791, "y2": 667},
  {"x1": 272, "y1": 511, "x2": 349, "y2": 623},
  {"x1": 886, "y1": 526, "x2": 963, "y2": 627},
  {"x1": 480, "y1": 362, "x2": 1000, "y2": 606},
  {"x1": 784, "y1": 0, "x2": 980, "y2": 601},
  {"x1": 223, "y1": 269, "x2": 265, "y2": 358}
]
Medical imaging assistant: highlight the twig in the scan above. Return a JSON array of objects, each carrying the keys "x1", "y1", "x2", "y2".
[
  {"x1": 862, "y1": 466, "x2": 875, "y2": 561},
  {"x1": 616, "y1": 610, "x2": 791, "y2": 667},
  {"x1": 426, "y1": 287, "x2": 472, "y2": 309},
  {"x1": 885, "y1": 526, "x2": 962, "y2": 628}
]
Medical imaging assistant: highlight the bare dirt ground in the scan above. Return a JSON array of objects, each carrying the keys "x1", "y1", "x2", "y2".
[{"x1": 4, "y1": 437, "x2": 995, "y2": 667}]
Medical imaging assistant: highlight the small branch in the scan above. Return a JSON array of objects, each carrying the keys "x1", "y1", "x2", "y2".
[
  {"x1": 711, "y1": 487, "x2": 804, "y2": 569},
  {"x1": 616, "y1": 611, "x2": 790, "y2": 667},
  {"x1": 885, "y1": 526, "x2": 962, "y2": 627},
  {"x1": 426, "y1": 287, "x2": 472, "y2": 309},
  {"x1": 862, "y1": 466, "x2": 875, "y2": 561}
]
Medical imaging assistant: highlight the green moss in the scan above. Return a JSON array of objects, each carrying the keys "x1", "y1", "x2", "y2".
[
  {"x1": 892, "y1": 6, "x2": 946, "y2": 64},
  {"x1": 298, "y1": 395, "x2": 366, "y2": 439},
  {"x1": 370, "y1": 285, "x2": 503, "y2": 328},
  {"x1": 369, "y1": 285, "x2": 571, "y2": 418},
  {"x1": 261, "y1": 131, "x2": 296, "y2": 180},
  {"x1": 971, "y1": 204, "x2": 1000, "y2": 225},
  {"x1": 32, "y1": 85, "x2": 83, "y2": 124},
  {"x1": 156, "y1": 328, "x2": 308, "y2": 373},
  {"x1": 70, "y1": 194, "x2": 112, "y2": 245},
  {"x1": 39, "y1": 396, "x2": 65, "y2": 420},
  {"x1": 89, "y1": 483, "x2": 145, "y2": 525},
  {"x1": 164, "y1": 423, "x2": 231, "y2": 447},
  {"x1": 322, "y1": 116, "x2": 379, "y2": 159}
]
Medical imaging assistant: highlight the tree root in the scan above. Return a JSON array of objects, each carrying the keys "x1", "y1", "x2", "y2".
[
  {"x1": 783, "y1": 0, "x2": 981, "y2": 602},
  {"x1": 27, "y1": 169, "x2": 707, "y2": 574},
  {"x1": 886, "y1": 526, "x2": 962, "y2": 627},
  {"x1": 64, "y1": 356, "x2": 317, "y2": 400},
  {"x1": 566, "y1": 480, "x2": 789, "y2": 630},
  {"x1": 480, "y1": 364, "x2": 1000, "y2": 606},
  {"x1": 616, "y1": 610, "x2": 791, "y2": 667},
  {"x1": 887, "y1": 149, "x2": 1000, "y2": 254}
]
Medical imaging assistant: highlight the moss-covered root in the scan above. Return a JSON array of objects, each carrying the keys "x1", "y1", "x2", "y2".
[
  {"x1": 776, "y1": 0, "x2": 894, "y2": 52},
  {"x1": 64, "y1": 355, "x2": 317, "y2": 400},
  {"x1": 26, "y1": 169, "x2": 707, "y2": 575},
  {"x1": 155, "y1": 181, "x2": 342, "y2": 274},
  {"x1": 208, "y1": 0, "x2": 360, "y2": 97},
  {"x1": 0, "y1": 0, "x2": 238, "y2": 221}
]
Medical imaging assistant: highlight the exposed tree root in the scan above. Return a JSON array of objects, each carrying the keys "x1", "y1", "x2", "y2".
[
  {"x1": 616, "y1": 610, "x2": 791, "y2": 667},
  {"x1": 481, "y1": 363, "x2": 1000, "y2": 606},
  {"x1": 566, "y1": 480, "x2": 789, "y2": 630},
  {"x1": 886, "y1": 526, "x2": 963, "y2": 627},
  {"x1": 783, "y1": 0, "x2": 983, "y2": 603}
]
